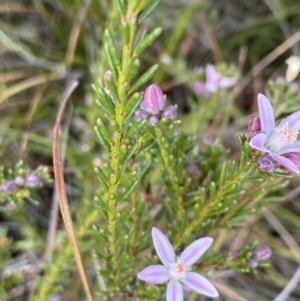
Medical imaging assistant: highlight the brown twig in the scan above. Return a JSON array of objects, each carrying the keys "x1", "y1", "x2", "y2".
[
  {"x1": 52, "y1": 80, "x2": 94, "y2": 301},
  {"x1": 200, "y1": 13, "x2": 222, "y2": 63},
  {"x1": 21, "y1": 84, "x2": 48, "y2": 151}
]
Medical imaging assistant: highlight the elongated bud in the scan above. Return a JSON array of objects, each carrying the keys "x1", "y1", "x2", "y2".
[
  {"x1": 104, "y1": 70, "x2": 112, "y2": 80},
  {"x1": 162, "y1": 105, "x2": 177, "y2": 121},
  {"x1": 248, "y1": 116, "x2": 261, "y2": 138},
  {"x1": 141, "y1": 84, "x2": 165, "y2": 115},
  {"x1": 134, "y1": 109, "x2": 148, "y2": 121},
  {"x1": 149, "y1": 116, "x2": 159, "y2": 127},
  {"x1": 253, "y1": 245, "x2": 272, "y2": 261},
  {"x1": 26, "y1": 174, "x2": 41, "y2": 188},
  {"x1": 1, "y1": 181, "x2": 17, "y2": 195},
  {"x1": 256, "y1": 155, "x2": 278, "y2": 172},
  {"x1": 104, "y1": 70, "x2": 112, "y2": 94}
]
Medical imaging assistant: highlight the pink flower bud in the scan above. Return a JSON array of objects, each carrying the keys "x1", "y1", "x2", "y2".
[
  {"x1": 15, "y1": 176, "x2": 25, "y2": 186},
  {"x1": 256, "y1": 155, "x2": 278, "y2": 172},
  {"x1": 141, "y1": 84, "x2": 165, "y2": 115},
  {"x1": 104, "y1": 70, "x2": 112, "y2": 80},
  {"x1": 149, "y1": 116, "x2": 159, "y2": 127},
  {"x1": 50, "y1": 294, "x2": 63, "y2": 301},
  {"x1": 248, "y1": 259, "x2": 258, "y2": 268},
  {"x1": 253, "y1": 245, "x2": 272, "y2": 261},
  {"x1": 185, "y1": 163, "x2": 201, "y2": 178},
  {"x1": 162, "y1": 105, "x2": 177, "y2": 121},
  {"x1": 248, "y1": 116, "x2": 261, "y2": 138},
  {"x1": 134, "y1": 109, "x2": 148, "y2": 121},
  {"x1": 104, "y1": 70, "x2": 112, "y2": 94},
  {"x1": 26, "y1": 174, "x2": 41, "y2": 188},
  {"x1": 1, "y1": 181, "x2": 17, "y2": 195}
]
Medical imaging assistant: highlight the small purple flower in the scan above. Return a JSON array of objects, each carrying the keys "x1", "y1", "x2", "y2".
[
  {"x1": 1, "y1": 181, "x2": 17, "y2": 195},
  {"x1": 289, "y1": 81, "x2": 300, "y2": 94},
  {"x1": 162, "y1": 105, "x2": 177, "y2": 121},
  {"x1": 185, "y1": 163, "x2": 201, "y2": 178},
  {"x1": 194, "y1": 64, "x2": 237, "y2": 97},
  {"x1": 248, "y1": 259, "x2": 258, "y2": 269},
  {"x1": 149, "y1": 116, "x2": 159, "y2": 127},
  {"x1": 134, "y1": 109, "x2": 148, "y2": 121},
  {"x1": 26, "y1": 174, "x2": 41, "y2": 188},
  {"x1": 137, "y1": 227, "x2": 219, "y2": 300},
  {"x1": 249, "y1": 94, "x2": 300, "y2": 173},
  {"x1": 50, "y1": 294, "x2": 63, "y2": 301},
  {"x1": 141, "y1": 84, "x2": 165, "y2": 115},
  {"x1": 15, "y1": 176, "x2": 25, "y2": 186},
  {"x1": 253, "y1": 245, "x2": 272, "y2": 261}
]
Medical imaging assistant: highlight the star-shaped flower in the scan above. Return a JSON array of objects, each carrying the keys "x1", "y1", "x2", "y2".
[
  {"x1": 194, "y1": 64, "x2": 237, "y2": 97},
  {"x1": 137, "y1": 227, "x2": 219, "y2": 300},
  {"x1": 249, "y1": 94, "x2": 300, "y2": 173}
]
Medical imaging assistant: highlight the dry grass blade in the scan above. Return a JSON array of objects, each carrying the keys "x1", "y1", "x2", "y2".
[
  {"x1": 0, "y1": 73, "x2": 63, "y2": 103},
  {"x1": 52, "y1": 80, "x2": 94, "y2": 301},
  {"x1": 210, "y1": 279, "x2": 249, "y2": 301},
  {"x1": 273, "y1": 265, "x2": 300, "y2": 301},
  {"x1": 65, "y1": 0, "x2": 92, "y2": 66},
  {"x1": 233, "y1": 29, "x2": 300, "y2": 97},
  {"x1": 264, "y1": 211, "x2": 300, "y2": 263}
]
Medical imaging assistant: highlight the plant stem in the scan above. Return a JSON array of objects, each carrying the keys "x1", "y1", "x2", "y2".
[{"x1": 106, "y1": 0, "x2": 139, "y2": 270}]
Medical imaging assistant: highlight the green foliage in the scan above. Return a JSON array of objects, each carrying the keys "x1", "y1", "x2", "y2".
[{"x1": 2, "y1": 0, "x2": 300, "y2": 300}]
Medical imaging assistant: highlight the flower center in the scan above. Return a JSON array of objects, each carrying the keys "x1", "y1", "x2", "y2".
[
  {"x1": 168, "y1": 260, "x2": 189, "y2": 281},
  {"x1": 265, "y1": 122, "x2": 299, "y2": 154},
  {"x1": 279, "y1": 122, "x2": 298, "y2": 141}
]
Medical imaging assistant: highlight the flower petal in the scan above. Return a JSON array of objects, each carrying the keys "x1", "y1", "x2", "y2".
[
  {"x1": 193, "y1": 81, "x2": 210, "y2": 97},
  {"x1": 205, "y1": 64, "x2": 222, "y2": 92},
  {"x1": 219, "y1": 77, "x2": 237, "y2": 90},
  {"x1": 152, "y1": 227, "x2": 176, "y2": 267},
  {"x1": 205, "y1": 64, "x2": 217, "y2": 82},
  {"x1": 249, "y1": 133, "x2": 269, "y2": 153},
  {"x1": 269, "y1": 153, "x2": 300, "y2": 173},
  {"x1": 167, "y1": 281, "x2": 184, "y2": 301},
  {"x1": 257, "y1": 94, "x2": 275, "y2": 135},
  {"x1": 280, "y1": 141, "x2": 300, "y2": 154},
  {"x1": 179, "y1": 237, "x2": 213, "y2": 268},
  {"x1": 137, "y1": 265, "x2": 169, "y2": 284},
  {"x1": 277, "y1": 110, "x2": 300, "y2": 132},
  {"x1": 182, "y1": 272, "x2": 219, "y2": 298}
]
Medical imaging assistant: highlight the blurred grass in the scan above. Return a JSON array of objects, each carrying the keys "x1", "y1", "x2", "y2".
[{"x1": 1, "y1": 0, "x2": 300, "y2": 300}]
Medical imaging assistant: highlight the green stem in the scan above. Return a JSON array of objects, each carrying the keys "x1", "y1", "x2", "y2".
[{"x1": 106, "y1": 0, "x2": 139, "y2": 271}]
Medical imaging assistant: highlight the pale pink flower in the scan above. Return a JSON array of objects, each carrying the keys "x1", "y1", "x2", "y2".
[
  {"x1": 194, "y1": 64, "x2": 237, "y2": 97},
  {"x1": 137, "y1": 227, "x2": 219, "y2": 300},
  {"x1": 249, "y1": 94, "x2": 300, "y2": 173}
]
